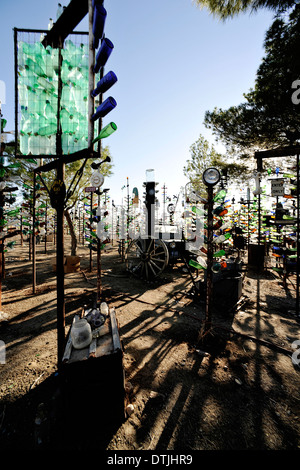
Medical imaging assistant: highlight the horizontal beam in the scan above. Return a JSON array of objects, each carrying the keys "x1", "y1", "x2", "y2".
[
  {"x1": 34, "y1": 148, "x2": 97, "y2": 173},
  {"x1": 42, "y1": 0, "x2": 89, "y2": 48},
  {"x1": 255, "y1": 146, "x2": 300, "y2": 159}
]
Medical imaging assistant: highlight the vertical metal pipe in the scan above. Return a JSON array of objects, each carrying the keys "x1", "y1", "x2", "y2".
[
  {"x1": 97, "y1": 197, "x2": 102, "y2": 304},
  {"x1": 0, "y1": 144, "x2": 5, "y2": 311},
  {"x1": 204, "y1": 185, "x2": 214, "y2": 334},
  {"x1": 88, "y1": 0, "x2": 95, "y2": 148},
  {"x1": 297, "y1": 153, "x2": 299, "y2": 318},
  {"x1": 14, "y1": 28, "x2": 18, "y2": 159},
  {"x1": 56, "y1": 38, "x2": 65, "y2": 365},
  {"x1": 258, "y1": 193, "x2": 261, "y2": 246},
  {"x1": 20, "y1": 215, "x2": 23, "y2": 247},
  {"x1": 44, "y1": 201, "x2": 47, "y2": 254},
  {"x1": 96, "y1": 66, "x2": 104, "y2": 305},
  {"x1": 90, "y1": 191, "x2": 93, "y2": 272},
  {"x1": 32, "y1": 173, "x2": 36, "y2": 294}
]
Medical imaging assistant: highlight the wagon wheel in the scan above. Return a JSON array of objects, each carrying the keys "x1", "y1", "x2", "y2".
[{"x1": 126, "y1": 238, "x2": 169, "y2": 280}]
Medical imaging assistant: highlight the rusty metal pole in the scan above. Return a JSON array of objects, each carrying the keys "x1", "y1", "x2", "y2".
[
  {"x1": 0, "y1": 143, "x2": 4, "y2": 311},
  {"x1": 56, "y1": 37, "x2": 65, "y2": 365},
  {"x1": 297, "y1": 152, "x2": 299, "y2": 318},
  {"x1": 204, "y1": 184, "x2": 214, "y2": 335},
  {"x1": 32, "y1": 172, "x2": 36, "y2": 294},
  {"x1": 89, "y1": 191, "x2": 93, "y2": 272}
]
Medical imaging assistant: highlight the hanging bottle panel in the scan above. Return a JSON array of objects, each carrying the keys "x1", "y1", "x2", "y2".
[{"x1": 17, "y1": 31, "x2": 92, "y2": 156}]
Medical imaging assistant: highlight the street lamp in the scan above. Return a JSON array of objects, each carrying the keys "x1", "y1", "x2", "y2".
[
  {"x1": 202, "y1": 167, "x2": 221, "y2": 338},
  {"x1": 203, "y1": 167, "x2": 221, "y2": 187}
]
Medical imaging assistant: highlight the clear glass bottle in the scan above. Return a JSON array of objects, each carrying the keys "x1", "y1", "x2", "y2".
[{"x1": 71, "y1": 318, "x2": 92, "y2": 349}]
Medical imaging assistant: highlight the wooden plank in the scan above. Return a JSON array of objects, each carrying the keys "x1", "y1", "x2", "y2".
[
  {"x1": 95, "y1": 336, "x2": 114, "y2": 357},
  {"x1": 110, "y1": 308, "x2": 122, "y2": 352},
  {"x1": 42, "y1": 0, "x2": 88, "y2": 48},
  {"x1": 255, "y1": 146, "x2": 300, "y2": 159},
  {"x1": 62, "y1": 333, "x2": 73, "y2": 363},
  {"x1": 88, "y1": 338, "x2": 97, "y2": 358}
]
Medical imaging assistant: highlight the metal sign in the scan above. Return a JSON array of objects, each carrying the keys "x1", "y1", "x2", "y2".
[
  {"x1": 85, "y1": 186, "x2": 96, "y2": 192},
  {"x1": 271, "y1": 178, "x2": 284, "y2": 196}
]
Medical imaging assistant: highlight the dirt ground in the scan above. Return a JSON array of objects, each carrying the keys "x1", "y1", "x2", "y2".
[{"x1": 0, "y1": 234, "x2": 300, "y2": 452}]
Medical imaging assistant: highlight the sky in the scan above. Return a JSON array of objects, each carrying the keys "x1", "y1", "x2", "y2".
[{"x1": 0, "y1": 0, "x2": 275, "y2": 206}]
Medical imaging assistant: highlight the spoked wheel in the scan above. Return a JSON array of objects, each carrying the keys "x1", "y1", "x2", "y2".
[{"x1": 126, "y1": 238, "x2": 169, "y2": 280}]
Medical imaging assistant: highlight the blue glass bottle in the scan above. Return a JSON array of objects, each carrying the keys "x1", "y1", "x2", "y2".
[
  {"x1": 91, "y1": 97, "x2": 117, "y2": 121},
  {"x1": 94, "y1": 38, "x2": 114, "y2": 74},
  {"x1": 93, "y1": 4, "x2": 107, "y2": 49},
  {"x1": 91, "y1": 71, "x2": 118, "y2": 97},
  {"x1": 92, "y1": 0, "x2": 104, "y2": 7}
]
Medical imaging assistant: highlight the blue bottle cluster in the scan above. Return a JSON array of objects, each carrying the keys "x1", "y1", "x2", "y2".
[{"x1": 91, "y1": 0, "x2": 118, "y2": 125}]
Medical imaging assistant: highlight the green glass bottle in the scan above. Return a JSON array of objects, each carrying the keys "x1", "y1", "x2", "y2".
[
  {"x1": 7, "y1": 162, "x2": 21, "y2": 169},
  {"x1": 6, "y1": 209, "x2": 20, "y2": 216},
  {"x1": 191, "y1": 205, "x2": 205, "y2": 216},
  {"x1": 60, "y1": 107, "x2": 71, "y2": 134},
  {"x1": 92, "y1": 122, "x2": 117, "y2": 144},
  {"x1": 213, "y1": 189, "x2": 226, "y2": 202},
  {"x1": 39, "y1": 123, "x2": 57, "y2": 136},
  {"x1": 25, "y1": 57, "x2": 46, "y2": 78},
  {"x1": 213, "y1": 249, "x2": 225, "y2": 258},
  {"x1": 212, "y1": 262, "x2": 221, "y2": 273},
  {"x1": 189, "y1": 259, "x2": 205, "y2": 270}
]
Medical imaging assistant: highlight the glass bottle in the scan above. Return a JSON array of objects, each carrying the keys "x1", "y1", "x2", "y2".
[
  {"x1": 91, "y1": 97, "x2": 117, "y2": 121},
  {"x1": 91, "y1": 70, "x2": 118, "y2": 97},
  {"x1": 20, "y1": 132, "x2": 29, "y2": 155},
  {"x1": 189, "y1": 259, "x2": 205, "y2": 270},
  {"x1": 92, "y1": 122, "x2": 117, "y2": 143},
  {"x1": 213, "y1": 249, "x2": 225, "y2": 258},
  {"x1": 213, "y1": 189, "x2": 226, "y2": 202},
  {"x1": 196, "y1": 255, "x2": 207, "y2": 269},
  {"x1": 56, "y1": 2, "x2": 63, "y2": 19},
  {"x1": 94, "y1": 38, "x2": 114, "y2": 74},
  {"x1": 213, "y1": 234, "x2": 225, "y2": 243},
  {"x1": 71, "y1": 317, "x2": 92, "y2": 350},
  {"x1": 93, "y1": 3, "x2": 107, "y2": 49},
  {"x1": 25, "y1": 57, "x2": 46, "y2": 78}
]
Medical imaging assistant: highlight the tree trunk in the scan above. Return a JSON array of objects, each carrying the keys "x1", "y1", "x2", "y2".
[{"x1": 64, "y1": 209, "x2": 77, "y2": 256}]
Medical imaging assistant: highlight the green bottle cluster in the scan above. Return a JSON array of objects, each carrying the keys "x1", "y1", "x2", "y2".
[{"x1": 18, "y1": 37, "x2": 98, "y2": 155}]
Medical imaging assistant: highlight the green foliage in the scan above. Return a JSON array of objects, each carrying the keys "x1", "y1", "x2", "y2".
[
  {"x1": 193, "y1": 0, "x2": 296, "y2": 19},
  {"x1": 204, "y1": 5, "x2": 300, "y2": 152},
  {"x1": 183, "y1": 134, "x2": 248, "y2": 194}
]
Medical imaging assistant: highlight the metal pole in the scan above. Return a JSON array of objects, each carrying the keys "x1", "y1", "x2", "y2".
[
  {"x1": 0, "y1": 143, "x2": 4, "y2": 311},
  {"x1": 297, "y1": 153, "x2": 299, "y2": 318},
  {"x1": 32, "y1": 173, "x2": 36, "y2": 294},
  {"x1": 14, "y1": 28, "x2": 18, "y2": 161},
  {"x1": 204, "y1": 184, "x2": 214, "y2": 335},
  {"x1": 88, "y1": 0, "x2": 95, "y2": 148},
  {"x1": 44, "y1": 201, "x2": 47, "y2": 254},
  {"x1": 56, "y1": 38, "x2": 65, "y2": 365},
  {"x1": 89, "y1": 191, "x2": 93, "y2": 272},
  {"x1": 97, "y1": 192, "x2": 102, "y2": 304}
]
